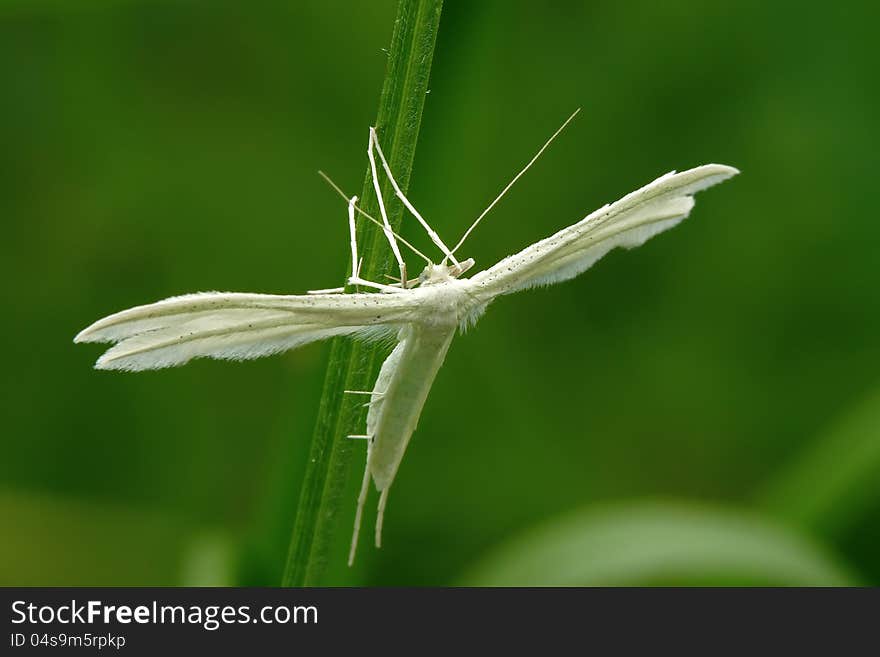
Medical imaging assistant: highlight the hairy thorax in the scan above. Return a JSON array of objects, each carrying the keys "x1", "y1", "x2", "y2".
[{"x1": 409, "y1": 259, "x2": 480, "y2": 329}]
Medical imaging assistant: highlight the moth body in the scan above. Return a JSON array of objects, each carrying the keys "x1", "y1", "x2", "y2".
[
  {"x1": 367, "y1": 323, "x2": 456, "y2": 492},
  {"x1": 75, "y1": 115, "x2": 738, "y2": 565}
]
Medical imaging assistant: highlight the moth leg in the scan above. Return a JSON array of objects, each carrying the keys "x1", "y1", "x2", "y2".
[
  {"x1": 383, "y1": 274, "x2": 421, "y2": 288},
  {"x1": 370, "y1": 126, "x2": 459, "y2": 267},
  {"x1": 347, "y1": 276, "x2": 404, "y2": 293},
  {"x1": 347, "y1": 195, "x2": 360, "y2": 284},
  {"x1": 375, "y1": 487, "x2": 389, "y2": 548},
  {"x1": 344, "y1": 389, "x2": 385, "y2": 408},
  {"x1": 318, "y1": 169, "x2": 432, "y2": 271},
  {"x1": 366, "y1": 127, "x2": 408, "y2": 288},
  {"x1": 306, "y1": 287, "x2": 345, "y2": 295},
  {"x1": 348, "y1": 441, "x2": 373, "y2": 566}
]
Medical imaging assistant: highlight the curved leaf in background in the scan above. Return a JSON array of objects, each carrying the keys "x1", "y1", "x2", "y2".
[
  {"x1": 759, "y1": 386, "x2": 880, "y2": 538},
  {"x1": 179, "y1": 532, "x2": 236, "y2": 587},
  {"x1": 460, "y1": 501, "x2": 857, "y2": 586},
  {"x1": 0, "y1": 490, "x2": 233, "y2": 586}
]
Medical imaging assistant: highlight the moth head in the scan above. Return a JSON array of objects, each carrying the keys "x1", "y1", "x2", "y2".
[{"x1": 418, "y1": 258, "x2": 475, "y2": 286}]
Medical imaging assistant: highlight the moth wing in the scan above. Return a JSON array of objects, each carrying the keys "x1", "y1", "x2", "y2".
[
  {"x1": 75, "y1": 291, "x2": 421, "y2": 371},
  {"x1": 465, "y1": 164, "x2": 738, "y2": 301}
]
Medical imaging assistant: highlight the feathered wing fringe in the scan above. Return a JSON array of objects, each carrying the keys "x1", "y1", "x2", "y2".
[{"x1": 76, "y1": 291, "x2": 408, "y2": 371}]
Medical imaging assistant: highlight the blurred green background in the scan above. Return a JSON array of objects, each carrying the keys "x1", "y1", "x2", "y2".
[{"x1": 2, "y1": 0, "x2": 878, "y2": 586}]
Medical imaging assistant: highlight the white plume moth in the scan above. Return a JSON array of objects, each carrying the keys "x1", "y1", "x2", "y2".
[{"x1": 75, "y1": 110, "x2": 738, "y2": 564}]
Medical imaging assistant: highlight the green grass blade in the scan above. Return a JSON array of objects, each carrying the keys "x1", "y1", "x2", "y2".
[
  {"x1": 281, "y1": 0, "x2": 444, "y2": 587},
  {"x1": 459, "y1": 502, "x2": 858, "y2": 586}
]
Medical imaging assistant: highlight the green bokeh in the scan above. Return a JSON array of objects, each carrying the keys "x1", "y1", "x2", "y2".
[{"x1": 1, "y1": 0, "x2": 878, "y2": 586}]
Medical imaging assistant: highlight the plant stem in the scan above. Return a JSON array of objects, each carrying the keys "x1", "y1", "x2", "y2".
[{"x1": 282, "y1": 0, "x2": 444, "y2": 586}]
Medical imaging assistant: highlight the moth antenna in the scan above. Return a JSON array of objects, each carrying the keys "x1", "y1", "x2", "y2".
[
  {"x1": 318, "y1": 171, "x2": 433, "y2": 265},
  {"x1": 349, "y1": 443, "x2": 373, "y2": 566},
  {"x1": 370, "y1": 127, "x2": 460, "y2": 266},
  {"x1": 450, "y1": 108, "x2": 581, "y2": 255}
]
